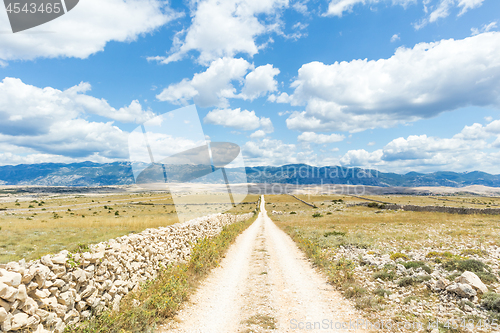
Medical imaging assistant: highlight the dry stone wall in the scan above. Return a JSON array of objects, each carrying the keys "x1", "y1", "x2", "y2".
[
  {"x1": 353, "y1": 202, "x2": 500, "y2": 215},
  {"x1": 0, "y1": 212, "x2": 253, "y2": 333}
]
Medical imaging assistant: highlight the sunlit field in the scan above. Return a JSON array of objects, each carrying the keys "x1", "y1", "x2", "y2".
[{"x1": 0, "y1": 190, "x2": 258, "y2": 263}]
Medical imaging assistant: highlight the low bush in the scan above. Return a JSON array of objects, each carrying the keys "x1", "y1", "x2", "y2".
[
  {"x1": 312, "y1": 212, "x2": 323, "y2": 218},
  {"x1": 390, "y1": 252, "x2": 410, "y2": 261},
  {"x1": 442, "y1": 258, "x2": 490, "y2": 273},
  {"x1": 324, "y1": 231, "x2": 346, "y2": 237},
  {"x1": 482, "y1": 292, "x2": 500, "y2": 312},
  {"x1": 460, "y1": 249, "x2": 488, "y2": 257},
  {"x1": 402, "y1": 261, "x2": 432, "y2": 274},
  {"x1": 397, "y1": 275, "x2": 431, "y2": 287},
  {"x1": 373, "y1": 269, "x2": 396, "y2": 281}
]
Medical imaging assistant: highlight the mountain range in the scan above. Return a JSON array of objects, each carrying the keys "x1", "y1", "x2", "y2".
[{"x1": 0, "y1": 162, "x2": 499, "y2": 188}]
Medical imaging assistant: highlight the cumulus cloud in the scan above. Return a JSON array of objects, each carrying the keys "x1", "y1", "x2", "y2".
[
  {"x1": 240, "y1": 64, "x2": 280, "y2": 100},
  {"x1": 339, "y1": 119, "x2": 500, "y2": 172},
  {"x1": 0, "y1": 78, "x2": 158, "y2": 163},
  {"x1": 242, "y1": 138, "x2": 297, "y2": 166},
  {"x1": 150, "y1": 0, "x2": 289, "y2": 65},
  {"x1": 0, "y1": 78, "x2": 154, "y2": 131},
  {"x1": 156, "y1": 57, "x2": 279, "y2": 107},
  {"x1": 297, "y1": 132, "x2": 345, "y2": 144},
  {"x1": 250, "y1": 130, "x2": 267, "y2": 139},
  {"x1": 204, "y1": 108, "x2": 274, "y2": 133},
  {"x1": 283, "y1": 32, "x2": 500, "y2": 133},
  {"x1": 0, "y1": 0, "x2": 179, "y2": 63}
]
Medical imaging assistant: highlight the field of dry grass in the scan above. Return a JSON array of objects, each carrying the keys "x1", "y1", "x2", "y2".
[
  {"x1": 268, "y1": 194, "x2": 500, "y2": 251},
  {"x1": 0, "y1": 191, "x2": 258, "y2": 263}
]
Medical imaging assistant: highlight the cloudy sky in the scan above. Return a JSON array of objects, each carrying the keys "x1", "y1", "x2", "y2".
[{"x1": 1, "y1": 0, "x2": 499, "y2": 173}]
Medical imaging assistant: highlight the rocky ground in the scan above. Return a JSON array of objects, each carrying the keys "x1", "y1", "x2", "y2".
[{"x1": 331, "y1": 245, "x2": 500, "y2": 332}]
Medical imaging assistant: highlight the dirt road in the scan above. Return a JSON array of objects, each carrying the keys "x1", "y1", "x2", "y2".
[{"x1": 159, "y1": 195, "x2": 366, "y2": 333}]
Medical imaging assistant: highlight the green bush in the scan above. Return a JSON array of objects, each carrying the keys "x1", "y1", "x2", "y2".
[
  {"x1": 403, "y1": 261, "x2": 432, "y2": 274},
  {"x1": 324, "y1": 231, "x2": 346, "y2": 237},
  {"x1": 482, "y1": 292, "x2": 500, "y2": 312},
  {"x1": 390, "y1": 252, "x2": 410, "y2": 261},
  {"x1": 373, "y1": 269, "x2": 396, "y2": 281},
  {"x1": 373, "y1": 288, "x2": 391, "y2": 297},
  {"x1": 312, "y1": 212, "x2": 323, "y2": 218},
  {"x1": 442, "y1": 259, "x2": 490, "y2": 273},
  {"x1": 290, "y1": 211, "x2": 296, "y2": 214},
  {"x1": 397, "y1": 275, "x2": 431, "y2": 287}
]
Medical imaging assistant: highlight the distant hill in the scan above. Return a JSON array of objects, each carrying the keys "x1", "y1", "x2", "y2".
[{"x1": 0, "y1": 162, "x2": 499, "y2": 187}]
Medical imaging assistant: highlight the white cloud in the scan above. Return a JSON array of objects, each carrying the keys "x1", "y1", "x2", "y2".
[
  {"x1": 338, "y1": 119, "x2": 500, "y2": 172},
  {"x1": 0, "y1": 77, "x2": 160, "y2": 162},
  {"x1": 416, "y1": 0, "x2": 485, "y2": 29},
  {"x1": 340, "y1": 149, "x2": 384, "y2": 166},
  {"x1": 242, "y1": 138, "x2": 297, "y2": 166},
  {"x1": 391, "y1": 33, "x2": 401, "y2": 42},
  {"x1": 0, "y1": 0, "x2": 179, "y2": 63},
  {"x1": 157, "y1": 57, "x2": 279, "y2": 107},
  {"x1": 150, "y1": 0, "x2": 289, "y2": 65},
  {"x1": 471, "y1": 21, "x2": 498, "y2": 36},
  {"x1": 283, "y1": 32, "x2": 500, "y2": 133},
  {"x1": 324, "y1": 0, "x2": 416, "y2": 17},
  {"x1": 156, "y1": 57, "x2": 251, "y2": 107},
  {"x1": 250, "y1": 130, "x2": 267, "y2": 139},
  {"x1": 0, "y1": 78, "x2": 154, "y2": 131},
  {"x1": 240, "y1": 64, "x2": 280, "y2": 100},
  {"x1": 368, "y1": 141, "x2": 376, "y2": 146},
  {"x1": 297, "y1": 132, "x2": 345, "y2": 144},
  {"x1": 204, "y1": 108, "x2": 274, "y2": 133}
]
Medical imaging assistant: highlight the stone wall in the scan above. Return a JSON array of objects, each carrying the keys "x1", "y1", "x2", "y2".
[
  {"x1": 0, "y1": 212, "x2": 253, "y2": 333},
  {"x1": 354, "y1": 202, "x2": 500, "y2": 215}
]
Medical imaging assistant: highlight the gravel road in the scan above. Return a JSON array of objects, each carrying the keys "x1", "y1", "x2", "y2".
[{"x1": 159, "y1": 195, "x2": 366, "y2": 333}]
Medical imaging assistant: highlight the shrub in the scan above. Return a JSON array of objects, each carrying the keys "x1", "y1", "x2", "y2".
[
  {"x1": 290, "y1": 211, "x2": 296, "y2": 214},
  {"x1": 312, "y1": 212, "x2": 323, "y2": 218},
  {"x1": 373, "y1": 269, "x2": 396, "y2": 281},
  {"x1": 373, "y1": 288, "x2": 391, "y2": 297},
  {"x1": 344, "y1": 283, "x2": 367, "y2": 299},
  {"x1": 442, "y1": 259, "x2": 490, "y2": 273},
  {"x1": 115, "y1": 211, "x2": 119, "y2": 216},
  {"x1": 403, "y1": 261, "x2": 432, "y2": 274},
  {"x1": 482, "y1": 292, "x2": 500, "y2": 312},
  {"x1": 390, "y1": 252, "x2": 410, "y2": 261},
  {"x1": 460, "y1": 249, "x2": 488, "y2": 257},
  {"x1": 397, "y1": 276, "x2": 431, "y2": 287},
  {"x1": 324, "y1": 231, "x2": 346, "y2": 237}
]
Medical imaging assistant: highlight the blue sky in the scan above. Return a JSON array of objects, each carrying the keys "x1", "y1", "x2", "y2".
[{"x1": 0, "y1": 0, "x2": 499, "y2": 173}]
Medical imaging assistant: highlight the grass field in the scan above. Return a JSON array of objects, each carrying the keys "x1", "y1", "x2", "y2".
[{"x1": 0, "y1": 191, "x2": 258, "y2": 263}]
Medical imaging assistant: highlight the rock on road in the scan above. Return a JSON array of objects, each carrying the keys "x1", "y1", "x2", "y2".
[{"x1": 159, "y1": 195, "x2": 367, "y2": 333}]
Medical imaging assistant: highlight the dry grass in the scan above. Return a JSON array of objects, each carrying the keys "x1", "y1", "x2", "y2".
[
  {"x1": 0, "y1": 191, "x2": 258, "y2": 263},
  {"x1": 267, "y1": 194, "x2": 500, "y2": 255}
]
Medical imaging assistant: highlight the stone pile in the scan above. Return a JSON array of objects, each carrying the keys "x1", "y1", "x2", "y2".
[{"x1": 0, "y1": 212, "x2": 252, "y2": 333}]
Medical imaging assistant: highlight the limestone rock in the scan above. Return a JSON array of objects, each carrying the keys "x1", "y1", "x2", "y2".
[
  {"x1": 456, "y1": 271, "x2": 488, "y2": 294},
  {"x1": 446, "y1": 282, "x2": 477, "y2": 298},
  {"x1": 435, "y1": 278, "x2": 450, "y2": 290},
  {"x1": 0, "y1": 282, "x2": 19, "y2": 302},
  {"x1": 0, "y1": 269, "x2": 22, "y2": 287},
  {"x1": 10, "y1": 312, "x2": 29, "y2": 330}
]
